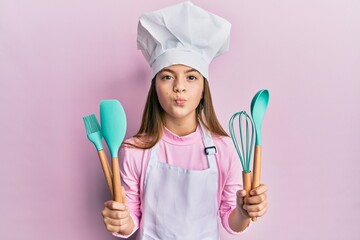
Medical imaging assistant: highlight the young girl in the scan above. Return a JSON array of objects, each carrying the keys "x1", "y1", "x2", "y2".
[{"x1": 102, "y1": 2, "x2": 268, "y2": 239}]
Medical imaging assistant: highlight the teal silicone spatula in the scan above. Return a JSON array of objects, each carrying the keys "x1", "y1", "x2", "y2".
[
  {"x1": 100, "y1": 100, "x2": 127, "y2": 203},
  {"x1": 250, "y1": 89, "x2": 269, "y2": 221}
]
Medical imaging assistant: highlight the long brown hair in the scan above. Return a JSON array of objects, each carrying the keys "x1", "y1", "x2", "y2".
[{"x1": 128, "y1": 76, "x2": 228, "y2": 149}]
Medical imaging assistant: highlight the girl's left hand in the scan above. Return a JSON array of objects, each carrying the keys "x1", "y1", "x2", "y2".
[{"x1": 236, "y1": 184, "x2": 268, "y2": 219}]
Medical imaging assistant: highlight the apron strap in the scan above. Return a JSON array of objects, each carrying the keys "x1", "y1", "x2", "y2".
[
  {"x1": 199, "y1": 122, "x2": 217, "y2": 170},
  {"x1": 144, "y1": 144, "x2": 158, "y2": 188}
]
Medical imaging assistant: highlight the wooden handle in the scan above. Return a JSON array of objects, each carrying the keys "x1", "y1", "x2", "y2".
[
  {"x1": 251, "y1": 145, "x2": 262, "y2": 221},
  {"x1": 242, "y1": 171, "x2": 252, "y2": 197},
  {"x1": 112, "y1": 157, "x2": 123, "y2": 203},
  {"x1": 252, "y1": 145, "x2": 262, "y2": 189},
  {"x1": 98, "y1": 150, "x2": 113, "y2": 197}
]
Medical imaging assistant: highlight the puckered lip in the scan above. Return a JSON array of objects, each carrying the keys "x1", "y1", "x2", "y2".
[{"x1": 174, "y1": 98, "x2": 187, "y2": 105}]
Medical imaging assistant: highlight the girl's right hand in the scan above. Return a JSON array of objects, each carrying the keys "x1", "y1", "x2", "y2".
[{"x1": 102, "y1": 188, "x2": 135, "y2": 235}]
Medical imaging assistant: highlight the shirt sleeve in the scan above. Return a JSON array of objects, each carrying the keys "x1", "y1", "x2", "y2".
[
  {"x1": 218, "y1": 144, "x2": 249, "y2": 235},
  {"x1": 113, "y1": 145, "x2": 143, "y2": 237}
]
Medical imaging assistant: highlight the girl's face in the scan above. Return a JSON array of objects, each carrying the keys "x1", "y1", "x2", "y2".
[{"x1": 155, "y1": 64, "x2": 204, "y2": 124}]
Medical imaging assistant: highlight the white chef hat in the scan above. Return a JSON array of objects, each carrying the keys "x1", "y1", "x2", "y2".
[{"x1": 137, "y1": 1, "x2": 231, "y2": 80}]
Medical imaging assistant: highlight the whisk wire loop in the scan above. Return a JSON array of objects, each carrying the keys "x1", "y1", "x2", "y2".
[{"x1": 229, "y1": 111, "x2": 255, "y2": 173}]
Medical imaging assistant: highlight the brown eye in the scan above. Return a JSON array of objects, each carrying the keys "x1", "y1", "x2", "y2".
[
  {"x1": 161, "y1": 75, "x2": 173, "y2": 80},
  {"x1": 188, "y1": 75, "x2": 197, "y2": 81}
]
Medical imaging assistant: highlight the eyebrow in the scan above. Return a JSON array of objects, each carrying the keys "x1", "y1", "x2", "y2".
[{"x1": 159, "y1": 68, "x2": 201, "y2": 75}]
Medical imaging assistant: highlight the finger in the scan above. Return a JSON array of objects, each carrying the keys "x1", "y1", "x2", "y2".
[
  {"x1": 240, "y1": 189, "x2": 247, "y2": 198},
  {"x1": 236, "y1": 190, "x2": 246, "y2": 208},
  {"x1": 104, "y1": 200, "x2": 127, "y2": 211},
  {"x1": 105, "y1": 223, "x2": 134, "y2": 234},
  {"x1": 244, "y1": 192, "x2": 267, "y2": 205},
  {"x1": 256, "y1": 205, "x2": 268, "y2": 217},
  {"x1": 246, "y1": 204, "x2": 267, "y2": 218},
  {"x1": 243, "y1": 199, "x2": 267, "y2": 214},
  {"x1": 236, "y1": 190, "x2": 246, "y2": 201},
  {"x1": 103, "y1": 218, "x2": 132, "y2": 233},
  {"x1": 104, "y1": 214, "x2": 131, "y2": 226},
  {"x1": 104, "y1": 223, "x2": 120, "y2": 233},
  {"x1": 104, "y1": 222, "x2": 132, "y2": 233},
  {"x1": 236, "y1": 191, "x2": 243, "y2": 205},
  {"x1": 235, "y1": 191, "x2": 250, "y2": 217},
  {"x1": 102, "y1": 208, "x2": 130, "y2": 220},
  {"x1": 250, "y1": 184, "x2": 268, "y2": 196}
]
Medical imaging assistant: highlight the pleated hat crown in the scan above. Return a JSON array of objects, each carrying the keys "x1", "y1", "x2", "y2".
[{"x1": 137, "y1": 1, "x2": 231, "y2": 79}]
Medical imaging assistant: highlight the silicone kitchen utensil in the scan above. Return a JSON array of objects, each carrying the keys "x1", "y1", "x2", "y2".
[
  {"x1": 250, "y1": 90, "x2": 269, "y2": 146},
  {"x1": 83, "y1": 114, "x2": 113, "y2": 197},
  {"x1": 250, "y1": 89, "x2": 269, "y2": 221},
  {"x1": 100, "y1": 100, "x2": 127, "y2": 203},
  {"x1": 229, "y1": 111, "x2": 254, "y2": 198}
]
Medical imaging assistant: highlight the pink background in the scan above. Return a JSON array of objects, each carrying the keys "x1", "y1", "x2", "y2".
[{"x1": 1, "y1": 0, "x2": 359, "y2": 239}]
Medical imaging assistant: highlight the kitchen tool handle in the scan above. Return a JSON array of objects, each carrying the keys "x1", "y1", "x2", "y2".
[
  {"x1": 98, "y1": 150, "x2": 113, "y2": 197},
  {"x1": 242, "y1": 171, "x2": 253, "y2": 221},
  {"x1": 251, "y1": 145, "x2": 262, "y2": 221},
  {"x1": 112, "y1": 157, "x2": 123, "y2": 203},
  {"x1": 242, "y1": 171, "x2": 252, "y2": 197}
]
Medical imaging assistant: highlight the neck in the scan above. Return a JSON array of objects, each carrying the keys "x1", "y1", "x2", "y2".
[{"x1": 163, "y1": 116, "x2": 198, "y2": 136}]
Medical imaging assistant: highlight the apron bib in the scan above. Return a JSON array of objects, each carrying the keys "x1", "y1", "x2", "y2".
[{"x1": 139, "y1": 124, "x2": 219, "y2": 240}]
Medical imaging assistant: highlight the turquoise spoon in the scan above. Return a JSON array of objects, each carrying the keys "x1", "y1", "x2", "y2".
[
  {"x1": 251, "y1": 89, "x2": 269, "y2": 146},
  {"x1": 250, "y1": 89, "x2": 269, "y2": 221}
]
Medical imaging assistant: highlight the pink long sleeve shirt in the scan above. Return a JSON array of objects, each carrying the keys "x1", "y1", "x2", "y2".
[{"x1": 118, "y1": 126, "x2": 243, "y2": 237}]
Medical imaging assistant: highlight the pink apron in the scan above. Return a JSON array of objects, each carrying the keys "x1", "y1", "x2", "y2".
[{"x1": 138, "y1": 124, "x2": 219, "y2": 239}]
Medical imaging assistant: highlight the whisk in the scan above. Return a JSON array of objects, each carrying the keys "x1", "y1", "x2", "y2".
[{"x1": 229, "y1": 111, "x2": 255, "y2": 198}]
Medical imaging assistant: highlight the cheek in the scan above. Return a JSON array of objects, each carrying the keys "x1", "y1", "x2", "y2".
[
  {"x1": 194, "y1": 90, "x2": 202, "y2": 101},
  {"x1": 155, "y1": 85, "x2": 170, "y2": 106},
  {"x1": 194, "y1": 84, "x2": 204, "y2": 100}
]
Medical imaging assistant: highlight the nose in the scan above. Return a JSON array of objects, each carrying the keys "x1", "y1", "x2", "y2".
[{"x1": 173, "y1": 77, "x2": 186, "y2": 93}]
